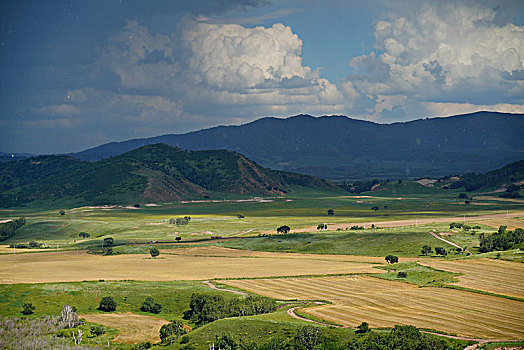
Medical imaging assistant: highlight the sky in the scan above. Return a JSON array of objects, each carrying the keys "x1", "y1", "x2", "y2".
[{"x1": 1, "y1": 0, "x2": 523, "y2": 154}]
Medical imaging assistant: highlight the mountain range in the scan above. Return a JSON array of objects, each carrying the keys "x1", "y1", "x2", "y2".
[
  {"x1": 0, "y1": 144, "x2": 338, "y2": 207},
  {"x1": 70, "y1": 111, "x2": 524, "y2": 180}
]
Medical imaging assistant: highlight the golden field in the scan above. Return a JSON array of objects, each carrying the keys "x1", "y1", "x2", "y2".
[
  {"x1": 420, "y1": 258, "x2": 524, "y2": 298},
  {"x1": 0, "y1": 250, "x2": 380, "y2": 284},
  {"x1": 222, "y1": 275, "x2": 524, "y2": 339}
]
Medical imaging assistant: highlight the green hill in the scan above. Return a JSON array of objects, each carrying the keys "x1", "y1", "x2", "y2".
[{"x1": 0, "y1": 144, "x2": 338, "y2": 207}]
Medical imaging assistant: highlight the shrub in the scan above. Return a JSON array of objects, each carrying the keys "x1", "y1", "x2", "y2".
[
  {"x1": 150, "y1": 247, "x2": 160, "y2": 258},
  {"x1": 103, "y1": 237, "x2": 114, "y2": 246},
  {"x1": 79, "y1": 232, "x2": 90, "y2": 239},
  {"x1": 90, "y1": 325, "x2": 106, "y2": 336},
  {"x1": 134, "y1": 342, "x2": 152, "y2": 350},
  {"x1": 397, "y1": 271, "x2": 408, "y2": 278},
  {"x1": 21, "y1": 303, "x2": 35, "y2": 315},
  {"x1": 103, "y1": 247, "x2": 113, "y2": 256},
  {"x1": 98, "y1": 297, "x2": 117, "y2": 312}
]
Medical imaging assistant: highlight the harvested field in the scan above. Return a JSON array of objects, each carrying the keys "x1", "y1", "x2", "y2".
[
  {"x1": 471, "y1": 217, "x2": 523, "y2": 230},
  {"x1": 165, "y1": 246, "x2": 386, "y2": 263},
  {"x1": 0, "y1": 250, "x2": 380, "y2": 284},
  {"x1": 80, "y1": 312, "x2": 169, "y2": 344},
  {"x1": 221, "y1": 276, "x2": 524, "y2": 339},
  {"x1": 420, "y1": 258, "x2": 524, "y2": 298}
]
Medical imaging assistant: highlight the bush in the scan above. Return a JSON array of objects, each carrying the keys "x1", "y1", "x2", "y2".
[
  {"x1": 90, "y1": 325, "x2": 106, "y2": 336},
  {"x1": 397, "y1": 271, "x2": 408, "y2": 278},
  {"x1": 21, "y1": 303, "x2": 35, "y2": 315},
  {"x1": 79, "y1": 232, "x2": 90, "y2": 239},
  {"x1": 103, "y1": 237, "x2": 114, "y2": 246},
  {"x1": 141, "y1": 297, "x2": 162, "y2": 314},
  {"x1": 98, "y1": 296, "x2": 117, "y2": 312},
  {"x1": 103, "y1": 247, "x2": 113, "y2": 255},
  {"x1": 150, "y1": 247, "x2": 160, "y2": 258},
  {"x1": 134, "y1": 342, "x2": 152, "y2": 350}
]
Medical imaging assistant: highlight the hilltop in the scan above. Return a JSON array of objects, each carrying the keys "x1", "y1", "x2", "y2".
[
  {"x1": 0, "y1": 144, "x2": 338, "y2": 207},
  {"x1": 70, "y1": 111, "x2": 524, "y2": 180}
]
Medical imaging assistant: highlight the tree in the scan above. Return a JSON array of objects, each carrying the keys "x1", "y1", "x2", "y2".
[
  {"x1": 141, "y1": 297, "x2": 162, "y2": 314},
  {"x1": 371, "y1": 206, "x2": 379, "y2": 212},
  {"x1": 98, "y1": 296, "x2": 117, "y2": 312},
  {"x1": 317, "y1": 224, "x2": 327, "y2": 230},
  {"x1": 327, "y1": 209, "x2": 334, "y2": 216},
  {"x1": 133, "y1": 203, "x2": 141, "y2": 208},
  {"x1": 79, "y1": 232, "x2": 90, "y2": 239},
  {"x1": 397, "y1": 271, "x2": 407, "y2": 278},
  {"x1": 435, "y1": 247, "x2": 447, "y2": 256},
  {"x1": 160, "y1": 320, "x2": 187, "y2": 344},
  {"x1": 60, "y1": 305, "x2": 82, "y2": 328},
  {"x1": 103, "y1": 237, "x2": 114, "y2": 246},
  {"x1": 385, "y1": 255, "x2": 398, "y2": 264},
  {"x1": 175, "y1": 236, "x2": 181, "y2": 241},
  {"x1": 150, "y1": 247, "x2": 160, "y2": 258},
  {"x1": 356, "y1": 322, "x2": 370, "y2": 334},
  {"x1": 237, "y1": 214, "x2": 245, "y2": 219},
  {"x1": 421, "y1": 245, "x2": 432, "y2": 255},
  {"x1": 458, "y1": 193, "x2": 468, "y2": 199},
  {"x1": 21, "y1": 302, "x2": 35, "y2": 315},
  {"x1": 215, "y1": 333, "x2": 238, "y2": 349},
  {"x1": 276, "y1": 225, "x2": 290, "y2": 234},
  {"x1": 59, "y1": 210, "x2": 65, "y2": 216},
  {"x1": 102, "y1": 247, "x2": 113, "y2": 255}
]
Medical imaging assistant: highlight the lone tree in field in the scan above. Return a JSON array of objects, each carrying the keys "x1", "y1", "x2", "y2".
[
  {"x1": 150, "y1": 247, "x2": 160, "y2": 258},
  {"x1": 385, "y1": 255, "x2": 398, "y2": 264},
  {"x1": 79, "y1": 232, "x2": 90, "y2": 239},
  {"x1": 103, "y1": 237, "x2": 114, "y2": 246},
  {"x1": 371, "y1": 206, "x2": 379, "y2": 212},
  {"x1": 21, "y1": 302, "x2": 35, "y2": 315},
  {"x1": 277, "y1": 225, "x2": 290, "y2": 234},
  {"x1": 421, "y1": 245, "x2": 432, "y2": 255},
  {"x1": 98, "y1": 296, "x2": 117, "y2": 312},
  {"x1": 327, "y1": 209, "x2": 334, "y2": 216},
  {"x1": 397, "y1": 271, "x2": 407, "y2": 278}
]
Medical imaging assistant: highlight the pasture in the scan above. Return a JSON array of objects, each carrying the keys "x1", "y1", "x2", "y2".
[{"x1": 221, "y1": 276, "x2": 524, "y2": 339}]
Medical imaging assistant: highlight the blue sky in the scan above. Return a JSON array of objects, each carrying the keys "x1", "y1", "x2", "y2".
[{"x1": 1, "y1": 0, "x2": 523, "y2": 153}]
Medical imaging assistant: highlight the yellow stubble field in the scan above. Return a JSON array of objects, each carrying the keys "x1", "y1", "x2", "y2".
[
  {"x1": 0, "y1": 250, "x2": 380, "y2": 284},
  {"x1": 222, "y1": 275, "x2": 524, "y2": 339},
  {"x1": 420, "y1": 258, "x2": 524, "y2": 299}
]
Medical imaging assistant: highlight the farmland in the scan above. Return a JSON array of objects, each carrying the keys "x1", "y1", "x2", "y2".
[
  {"x1": 0, "y1": 185, "x2": 523, "y2": 348},
  {"x1": 221, "y1": 276, "x2": 524, "y2": 339}
]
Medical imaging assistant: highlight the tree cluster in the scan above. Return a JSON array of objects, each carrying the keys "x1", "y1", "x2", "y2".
[
  {"x1": 203, "y1": 325, "x2": 455, "y2": 350},
  {"x1": 185, "y1": 293, "x2": 277, "y2": 325},
  {"x1": 159, "y1": 320, "x2": 187, "y2": 344},
  {"x1": 169, "y1": 217, "x2": 191, "y2": 225},
  {"x1": 98, "y1": 296, "x2": 117, "y2": 312},
  {"x1": 0, "y1": 217, "x2": 26, "y2": 241},
  {"x1": 141, "y1": 297, "x2": 162, "y2": 314},
  {"x1": 479, "y1": 226, "x2": 523, "y2": 252},
  {"x1": 500, "y1": 184, "x2": 521, "y2": 198},
  {"x1": 317, "y1": 224, "x2": 327, "y2": 230}
]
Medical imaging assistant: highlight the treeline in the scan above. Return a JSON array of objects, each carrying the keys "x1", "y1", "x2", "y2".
[
  {"x1": 206, "y1": 325, "x2": 463, "y2": 350},
  {"x1": 479, "y1": 226, "x2": 523, "y2": 252},
  {"x1": 0, "y1": 217, "x2": 26, "y2": 241},
  {"x1": 184, "y1": 293, "x2": 278, "y2": 325},
  {"x1": 446, "y1": 160, "x2": 524, "y2": 192},
  {"x1": 339, "y1": 179, "x2": 380, "y2": 193}
]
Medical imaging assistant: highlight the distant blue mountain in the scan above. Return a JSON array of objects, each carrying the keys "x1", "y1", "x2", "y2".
[{"x1": 71, "y1": 111, "x2": 524, "y2": 180}]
